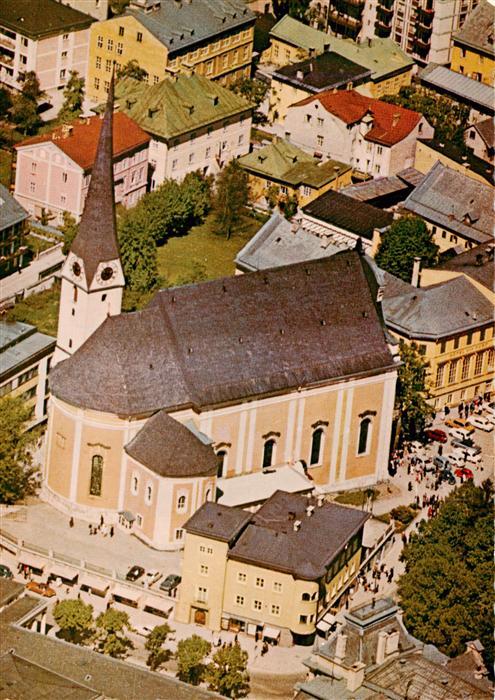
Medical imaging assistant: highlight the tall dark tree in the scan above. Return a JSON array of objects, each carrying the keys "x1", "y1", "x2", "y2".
[
  {"x1": 60, "y1": 211, "x2": 79, "y2": 255},
  {"x1": 375, "y1": 216, "x2": 438, "y2": 283},
  {"x1": 9, "y1": 95, "x2": 40, "y2": 135},
  {"x1": 117, "y1": 59, "x2": 148, "y2": 82},
  {"x1": 145, "y1": 624, "x2": 174, "y2": 671},
  {"x1": 118, "y1": 206, "x2": 158, "y2": 292},
  {"x1": 20, "y1": 71, "x2": 45, "y2": 103},
  {"x1": 58, "y1": 71, "x2": 85, "y2": 122},
  {"x1": 176, "y1": 635, "x2": 211, "y2": 686},
  {"x1": 229, "y1": 78, "x2": 269, "y2": 124},
  {"x1": 395, "y1": 340, "x2": 434, "y2": 442},
  {"x1": 213, "y1": 159, "x2": 249, "y2": 239},
  {"x1": 0, "y1": 396, "x2": 39, "y2": 504},
  {"x1": 399, "y1": 480, "x2": 494, "y2": 669},
  {"x1": 0, "y1": 87, "x2": 12, "y2": 119}
]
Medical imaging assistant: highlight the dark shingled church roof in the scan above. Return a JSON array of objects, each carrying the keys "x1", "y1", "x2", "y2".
[
  {"x1": 50, "y1": 250, "x2": 396, "y2": 416},
  {"x1": 71, "y1": 74, "x2": 120, "y2": 284},
  {"x1": 124, "y1": 410, "x2": 217, "y2": 478}
]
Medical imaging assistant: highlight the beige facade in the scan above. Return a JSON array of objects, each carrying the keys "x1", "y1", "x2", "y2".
[{"x1": 414, "y1": 140, "x2": 494, "y2": 186}]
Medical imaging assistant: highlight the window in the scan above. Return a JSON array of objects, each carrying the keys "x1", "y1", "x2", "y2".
[
  {"x1": 60, "y1": 195, "x2": 66, "y2": 205},
  {"x1": 196, "y1": 586, "x2": 207, "y2": 603},
  {"x1": 95, "y1": 55, "x2": 102, "y2": 69},
  {"x1": 435, "y1": 363, "x2": 446, "y2": 388},
  {"x1": 357, "y1": 418, "x2": 371, "y2": 455},
  {"x1": 317, "y1": 134, "x2": 324, "y2": 147},
  {"x1": 273, "y1": 44, "x2": 279, "y2": 58},
  {"x1": 273, "y1": 582, "x2": 282, "y2": 593},
  {"x1": 172, "y1": 159, "x2": 178, "y2": 170},
  {"x1": 94, "y1": 77, "x2": 100, "y2": 90},
  {"x1": 280, "y1": 185, "x2": 288, "y2": 195},
  {"x1": 237, "y1": 572, "x2": 247, "y2": 583},
  {"x1": 31, "y1": 162, "x2": 37, "y2": 174},
  {"x1": 461, "y1": 355, "x2": 471, "y2": 381},
  {"x1": 374, "y1": 164, "x2": 381, "y2": 174},
  {"x1": 119, "y1": 26, "x2": 125, "y2": 36},
  {"x1": 188, "y1": 153, "x2": 194, "y2": 164},
  {"x1": 299, "y1": 615, "x2": 308, "y2": 624},
  {"x1": 145, "y1": 483, "x2": 152, "y2": 504},
  {"x1": 175, "y1": 528, "x2": 184, "y2": 540},
  {"x1": 440, "y1": 340, "x2": 446, "y2": 354},
  {"x1": 106, "y1": 59, "x2": 112, "y2": 72},
  {"x1": 63, "y1": 33, "x2": 69, "y2": 41},
  {"x1": 302, "y1": 592, "x2": 311, "y2": 601},
  {"x1": 253, "y1": 600, "x2": 262, "y2": 611},
  {"x1": 216, "y1": 450, "x2": 227, "y2": 478},
  {"x1": 177, "y1": 494, "x2": 187, "y2": 511},
  {"x1": 89, "y1": 455, "x2": 103, "y2": 496},
  {"x1": 317, "y1": 117, "x2": 324, "y2": 127},
  {"x1": 271, "y1": 604, "x2": 280, "y2": 616},
  {"x1": 60, "y1": 69, "x2": 66, "y2": 80},
  {"x1": 206, "y1": 146, "x2": 211, "y2": 158},
  {"x1": 107, "y1": 38, "x2": 113, "y2": 51},
  {"x1": 97, "y1": 35, "x2": 103, "y2": 48},
  {"x1": 61, "y1": 51, "x2": 67, "y2": 59},
  {"x1": 305, "y1": 114, "x2": 312, "y2": 123},
  {"x1": 238, "y1": 134, "x2": 244, "y2": 145},
  {"x1": 153, "y1": 75, "x2": 159, "y2": 84},
  {"x1": 104, "y1": 81, "x2": 110, "y2": 93},
  {"x1": 310, "y1": 427, "x2": 324, "y2": 466},
  {"x1": 200, "y1": 564, "x2": 208, "y2": 575},
  {"x1": 29, "y1": 182, "x2": 36, "y2": 193},
  {"x1": 487, "y1": 348, "x2": 494, "y2": 370},
  {"x1": 255, "y1": 577, "x2": 264, "y2": 588},
  {"x1": 377, "y1": 145, "x2": 383, "y2": 155},
  {"x1": 479, "y1": 328, "x2": 486, "y2": 342},
  {"x1": 206, "y1": 60, "x2": 213, "y2": 75},
  {"x1": 474, "y1": 352, "x2": 484, "y2": 375},
  {"x1": 131, "y1": 473, "x2": 139, "y2": 495},
  {"x1": 235, "y1": 595, "x2": 245, "y2": 605},
  {"x1": 136, "y1": 513, "x2": 143, "y2": 527},
  {"x1": 73, "y1": 285, "x2": 78, "y2": 303},
  {"x1": 137, "y1": 32, "x2": 143, "y2": 42},
  {"x1": 448, "y1": 360, "x2": 458, "y2": 384},
  {"x1": 262, "y1": 439, "x2": 275, "y2": 469},
  {"x1": 466, "y1": 332, "x2": 472, "y2": 345}
]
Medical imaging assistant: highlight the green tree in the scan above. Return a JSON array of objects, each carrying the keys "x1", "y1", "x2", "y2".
[
  {"x1": 375, "y1": 216, "x2": 438, "y2": 282},
  {"x1": 0, "y1": 124, "x2": 12, "y2": 149},
  {"x1": 181, "y1": 171, "x2": 212, "y2": 222},
  {"x1": 110, "y1": 0, "x2": 131, "y2": 15},
  {"x1": 381, "y1": 85, "x2": 470, "y2": 149},
  {"x1": 399, "y1": 481, "x2": 494, "y2": 668},
  {"x1": 205, "y1": 642, "x2": 250, "y2": 698},
  {"x1": 272, "y1": 0, "x2": 312, "y2": 20},
  {"x1": 9, "y1": 94, "x2": 40, "y2": 135},
  {"x1": 94, "y1": 608, "x2": 134, "y2": 658},
  {"x1": 145, "y1": 623, "x2": 174, "y2": 671},
  {"x1": 0, "y1": 396, "x2": 39, "y2": 504},
  {"x1": 60, "y1": 211, "x2": 79, "y2": 255},
  {"x1": 395, "y1": 340, "x2": 434, "y2": 442},
  {"x1": 176, "y1": 635, "x2": 211, "y2": 686},
  {"x1": 279, "y1": 193, "x2": 298, "y2": 220},
  {"x1": 118, "y1": 206, "x2": 158, "y2": 292},
  {"x1": 213, "y1": 160, "x2": 249, "y2": 239},
  {"x1": 229, "y1": 78, "x2": 269, "y2": 125},
  {"x1": 21, "y1": 71, "x2": 45, "y2": 103},
  {"x1": 53, "y1": 599, "x2": 94, "y2": 644},
  {"x1": 0, "y1": 87, "x2": 12, "y2": 119},
  {"x1": 58, "y1": 71, "x2": 85, "y2": 122},
  {"x1": 117, "y1": 59, "x2": 148, "y2": 82}
]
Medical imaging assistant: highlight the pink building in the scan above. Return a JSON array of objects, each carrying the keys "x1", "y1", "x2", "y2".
[{"x1": 14, "y1": 112, "x2": 150, "y2": 225}]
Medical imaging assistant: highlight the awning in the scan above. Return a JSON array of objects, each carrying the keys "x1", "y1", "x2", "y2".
[
  {"x1": 247, "y1": 623, "x2": 258, "y2": 636},
  {"x1": 112, "y1": 584, "x2": 142, "y2": 603},
  {"x1": 79, "y1": 573, "x2": 109, "y2": 592},
  {"x1": 263, "y1": 626, "x2": 281, "y2": 640},
  {"x1": 218, "y1": 463, "x2": 313, "y2": 508},
  {"x1": 142, "y1": 595, "x2": 172, "y2": 616},
  {"x1": 50, "y1": 563, "x2": 79, "y2": 582},
  {"x1": 19, "y1": 553, "x2": 47, "y2": 571},
  {"x1": 316, "y1": 620, "x2": 332, "y2": 633}
]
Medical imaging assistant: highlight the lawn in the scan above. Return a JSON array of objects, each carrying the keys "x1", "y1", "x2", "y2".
[
  {"x1": 7, "y1": 284, "x2": 60, "y2": 337},
  {"x1": 156, "y1": 210, "x2": 266, "y2": 287},
  {"x1": 334, "y1": 488, "x2": 378, "y2": 508},
  {"x1": 0, "y1": 149, "x2": 12, "y2": 187}
]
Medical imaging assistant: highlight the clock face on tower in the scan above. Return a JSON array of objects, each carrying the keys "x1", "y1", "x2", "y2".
[{"x1": 95, "y1": 262, "x2": 118, "y2": 285}]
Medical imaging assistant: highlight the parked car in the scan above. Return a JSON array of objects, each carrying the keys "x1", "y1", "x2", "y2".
[
  {"x1": 0, "y1": 564, "x2": 13, "y2": 579},
  {"x1": 450, "y1": 438, "x2": 481, "y2": 455},
  {"x1": 439, "y1": 469, "x2": 456, "y2": 485},
  {"x1": 159, "y1": 574, "x2": 181, "y2": 596},
  {"x1": 485, "y1": 412, "x2": 495, "y2": 426},
  {"x1": 447, "y1": 451, "x2": 465, "y2": 466},
  {"x1": 467, "y1": 415, "x2": 493, "y2": 432},
  {"x1": 433, "y1": 455, "x2": 450, "y2": 470},
  {"x1": 125, "y1": 565, "x2": 145, "y2": 582},
  {"x1": 143, "y1": 570, "x2": 162, "y2": 587},
  {"x1": 464, "y1": 452, "x2": 482, "y2": 466},
  {"x1": 445, "y1": 417, "x2": 474, "y2": 433},
  {"x1": 448, "y1": 427, "x2": 474, "y2": 442},
  {"x1": 408, "y1": 440, "x2": 424, "y2": 452},
  {"x1": 424, "y1": 428, "x2": 447, "y2": 443},
  {"x1": 454, "y1": 467, "x2": 474, "y2": 480},
  {"x1": 26, "y1": 581, "x2": 56, "y2": 597},
  {"x1": 483, "y1": 401, "x2": 495, "y2": 416}
]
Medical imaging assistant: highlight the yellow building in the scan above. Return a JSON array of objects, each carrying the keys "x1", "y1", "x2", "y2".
[
  {"x1": 451, "y1": 0, "x2": 495, "y2": 87},
  {"x1": 238, "y1": 138, "x2": 352, "y2": 207},
  {"x1": 414, "y1": 139, "x2": 494, "y2": 187},
  {"x1": 382, "y1": 250, "x2": 495, "y2": 409},
  {"x1": 87, "y1": 0, "x2": 255, "y2": 103},
  {"x1": 175, "y1": 491, "x2": 368, "y2": 646}
]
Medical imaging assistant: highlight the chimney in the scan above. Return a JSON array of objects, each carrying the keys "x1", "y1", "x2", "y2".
[
  {"x1": 411, "y1": 256, "x2": 421, "y2": 287},
  {"x1": 323, "y1": 42, "x2": 330, "y2": 52},
  {"x1": 306, "y1": 505, "x2": 315, "y2": 517},
  {"x1": 296, "y1": 70, "x2": 304, "y2": 80},
  {"x1": 293, "y1": 520, "x2": 302, "y2": 531},
  {"x1": 347, "y1": 662, "x2": 365, "y2": 692},
  {"x1": 392, "y1": 113, "x2": 400, "y2": 128},
  {"x1": 335, "y1": 633, "x2": 347, "y2": 661},
  {"x1": 62, "y1": 124, "x2": 73, "y2": 138},
  {"x1": 376, "y1": 631, "x2": 388, "y2": 665},
  {"x1": 317, "y1": 494, "x2": 324, "y2": 507}
]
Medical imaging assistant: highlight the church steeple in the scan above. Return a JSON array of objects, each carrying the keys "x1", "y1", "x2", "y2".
[{"x1": 53, "y1": 72, "x2": 125, "y2": 367}]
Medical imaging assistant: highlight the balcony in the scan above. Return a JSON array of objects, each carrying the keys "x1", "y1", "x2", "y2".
[
  {"x1": 375, "y1": 20, "x2": 393, "y2": 37},
  {"x1": 0, "y1": 35, "x2": 15, "y2": 51},
  {"x1": 329, "y1": 10, "x2": 362, "y2": 28},
  {"x1": 378, "y1": 0, "x2": 395, "y2": 9},
  {"x1": 416, "y1": 7, "x2": 434, "y2": 25},
  {"x1": 0, "y1": 51, "x2": 14, "y2": 67}
]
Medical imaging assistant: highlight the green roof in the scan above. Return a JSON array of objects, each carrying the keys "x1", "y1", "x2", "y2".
[
  {"x1": 0, "y1": 0, "x2": 93, "y2": 40},
  {"x1": 270, "y1": 16, "x2": 413, "y2": 81},
  {"x1": 238, "y1": 139, "x2": 350, "y2": 188},
  {"x1": 114, "y1": 74, "x2": 252, "y2": 140}
]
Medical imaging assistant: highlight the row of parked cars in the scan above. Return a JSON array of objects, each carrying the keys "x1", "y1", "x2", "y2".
[{"x1": 125, "y1": 566, "x2": 181, "y2": 596}]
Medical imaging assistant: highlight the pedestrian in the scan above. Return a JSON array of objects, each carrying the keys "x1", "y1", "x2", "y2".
[
  {"x1": 88, "y1": 523, "x2": 92, "y2": 534},
  {"x1": 401, "y1": 532, "x2": 408, "y2": 545},
  {"x1": 110, "y1": 525, "x2": 114, "y2": 537},
  {"x1": 69, "y1": 516, "x2": 74, "y2": 528},
  {"x1": 407, "y1": 481, "x2": 412, "y2": 492},
  {"x1": 100, "y1": 514, "x2": 104, "y2": 527}
]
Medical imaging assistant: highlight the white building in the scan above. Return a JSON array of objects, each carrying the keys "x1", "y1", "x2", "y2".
[{"x1": 284, "y1": 89, "x2": 433, "y2": 178}]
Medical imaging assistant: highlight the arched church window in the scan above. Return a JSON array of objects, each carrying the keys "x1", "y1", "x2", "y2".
[
  {"x1": 131, "y1": 473, "x2": 139, "y2": 495},
  {"x1": 145, "y1": 483, "x2": 152, "y2": 505},
  {"x1": 310, "y1": 428, "x2": 324, "y2": 466},
  {"x1": 177, "y1": 494, "x2": 187, "y2": 512},
  {"x1": 358, "y1": 418, "x2": 372, "y2": 455},
  {"x1": 216, "y1": 450, "x2": 227, "y2": 478},
  {"x1": 262, "y1": 438, "x2": 276, "y2": 469},
  {"x1": 89, "y1": 455, "x2": 103, "y2": 496},
  {"x1": 73, "y1": 285, "x2": 78, "y2": 303}
]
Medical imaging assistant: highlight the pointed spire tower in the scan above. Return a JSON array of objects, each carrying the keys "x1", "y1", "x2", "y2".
[{"x1": 53, "y1": 72, "x2": 125, "y2": 367}]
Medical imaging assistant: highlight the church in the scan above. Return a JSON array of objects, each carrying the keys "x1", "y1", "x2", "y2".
[{"x1": 44, "y1": 79, "x2": 399, "y2": 551}]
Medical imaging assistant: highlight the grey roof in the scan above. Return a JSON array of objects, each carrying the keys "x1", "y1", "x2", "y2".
[
  {"x1": 126, "y1": 0, "x2": 255, "y2": 56},
  {"x1": 124, "y1": 409, "x2": 218, "y2": 477},
  {"x1": 0, "y1": 185, "x2": 28, "y2": 231},
  {"x1": 418, "y1": 138, "x2": 494, "y2": 185},
  {"x1": 435, "y1": 241, "x2": 494, "y2": 291},
  {"x1": 303, "y1": 190, "x2": 393, "y2": 240},
  {"x1": 0, "y1": 579, "x2": 24, "y2": 608},
  {"x1": 382, "y1": 275, "x2": 494, "y2": 340},
  {"x1": 1, "y1": 321, "x2": 55, "y2": 380},
  {"x1": 70, "y1": 75, "x2": 120, "y2": 284},
  {"x1": 419, "y1": 63, "x2": 495, "y2": 114},
  {"x1": 453, "y1": 0, "x2": 495, "y2": 57},
  {"x1": 273, "y1": 52, "x2": 371, "y2": 93},
  {"x1": 235, "y1": 212, "x2": 341, "y2": 272},
  {"x1": 184, "y1": 502, "x2": 252, "y2": 543},
  {"x1": 0, "y1": 0, "x2": 93, "y2": 41},
  {"x1": 229, "y1": 491, "x2": 369, "y2": 580},
  {"x1": 50, "y1": 251, "x2": 396, "y2": 416},
  {"x1": 341, "y1": 174, "x2": 411, "y2": 203},
  {"x1": 402, "y1": 161, "x2": 494, "y2": 244}
]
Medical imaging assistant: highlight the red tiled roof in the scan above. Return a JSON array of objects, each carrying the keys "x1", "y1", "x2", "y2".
[
  {"x1": 16, "y1": 112, "x2": 150, "y2": 171},
  {"x1": 294, "y1": 90, "x2": 422, "y2": 146}
]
